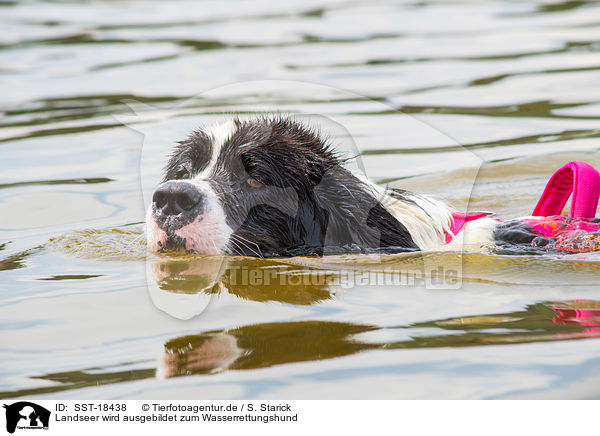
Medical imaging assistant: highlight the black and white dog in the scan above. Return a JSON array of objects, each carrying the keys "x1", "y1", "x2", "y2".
[{"x1": 146, "y1": 117, "x2": 499, "y2": 257}]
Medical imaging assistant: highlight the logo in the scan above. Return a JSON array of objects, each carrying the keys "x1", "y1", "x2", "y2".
[{"x1": 3, "y1": 402, "x2": 50, "y2": 434}]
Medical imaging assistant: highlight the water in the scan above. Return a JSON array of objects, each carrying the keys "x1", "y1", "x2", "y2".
[{"x1": 1, "y1": 0, "x2": 600, "y2": 399}]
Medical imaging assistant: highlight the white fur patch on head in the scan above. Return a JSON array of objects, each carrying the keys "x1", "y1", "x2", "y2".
[
  {"x1": 146, "y1": 120, "x2": 238, "y2": 255},
  {"x1": 196, "y1": 119, "x2": 237, "y2": 179}
]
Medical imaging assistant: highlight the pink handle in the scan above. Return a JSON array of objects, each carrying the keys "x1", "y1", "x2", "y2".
[
  {"x1": 446, "y1": 212, "x2": 498, "y2": 243},
  {"x1": 532, "y1": 161, "x2": 600, "y2": 219}
]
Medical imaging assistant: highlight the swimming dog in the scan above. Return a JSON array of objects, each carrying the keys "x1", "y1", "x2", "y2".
[{"x1": 146, "y1": 117, "x2": 599, "y2": 256}]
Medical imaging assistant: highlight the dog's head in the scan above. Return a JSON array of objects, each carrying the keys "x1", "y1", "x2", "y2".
[{"x1": 146, "y1": 117, "x2": 419, "y2": 256}]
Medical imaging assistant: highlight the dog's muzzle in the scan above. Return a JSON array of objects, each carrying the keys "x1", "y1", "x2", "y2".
[
  {"x1": 152, "y1": 181, "x2": 204, "y2": 231},
  {"x1": 147, "y1": 180, "x2": 232, "y2": 254}
]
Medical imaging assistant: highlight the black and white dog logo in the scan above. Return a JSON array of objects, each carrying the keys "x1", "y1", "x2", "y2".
[{"x1": 3, "y1": 402, "x2": 50, "y2": 433}]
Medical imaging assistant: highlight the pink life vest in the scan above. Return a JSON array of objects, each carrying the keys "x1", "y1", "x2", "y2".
[{"x1": 445, "y1": 161, "x2": 600, "y2": 251}]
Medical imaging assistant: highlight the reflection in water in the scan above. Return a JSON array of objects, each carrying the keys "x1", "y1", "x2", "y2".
[
  {"x1": 552, "y1": 300, "x2": 600, "y2": 335},
  {"x1": 150, "y1": 255, "x2": 226, "y2": 294},
  {"x1": 0, "y1": 177, "x2": 114, "y2": 190},
  {"x1": 146, "y1": 255, "x2": 227, "y2": 320},
  {"x1": 404, "y1": 300, "x2": 600, "y2": 347},
  {"x1": 158, "y1": 300, "x2": 600, "y2": 378},
  {"x1": 2, "y1": 298, "x2": 599, "y2": 398},
  {"x1": 147, "y1": 256, "x2": 336, "y2": 316},
  {"x1": 218, "y1": 259, "x2": 337, "y2": 305},
  {"x1": 146, "y1": 255, "x2": 337, "y2": 319},
  {"x1": 161, "y1": 322, "x2": 377, "y2": 377},
  {"x1": 0, "y1": 366, "x2": 156, "y2": 400},
  {"x1": 0, "y1": 246, "x2": 44, "y2": 272}
]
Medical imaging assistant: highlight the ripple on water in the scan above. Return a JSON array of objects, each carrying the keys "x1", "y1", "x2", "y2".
[{"x1": 48, "y1": 227, "x2": 147, "y2": 262}]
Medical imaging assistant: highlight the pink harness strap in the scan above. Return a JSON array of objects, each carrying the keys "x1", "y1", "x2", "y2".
[
  {"x1": 445, "y1": 212, "x2": 496, "y2": 243},
  {"x1": 532, "y1": 161, "x2": 600, "y2": 219},
  {"x1": 444, "y1": 161, "x2": 600, "y2": 245}
]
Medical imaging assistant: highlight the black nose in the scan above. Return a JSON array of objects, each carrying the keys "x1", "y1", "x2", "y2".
[{"x1": 152, "y1": 181, "x2": 203, "y2": 216}]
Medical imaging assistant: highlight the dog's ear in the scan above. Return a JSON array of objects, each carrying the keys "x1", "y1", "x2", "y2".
[
  {"x1": 313, "y1": 165, "x2": 419, "y2": 251},
  {"x1": 312, "y1": 166, "x2": 378, "y2": 250}
]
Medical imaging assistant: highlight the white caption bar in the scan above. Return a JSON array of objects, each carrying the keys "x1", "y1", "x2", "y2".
[{"x1": 1, "y1": 400, "x2": 596, "y2": 435}]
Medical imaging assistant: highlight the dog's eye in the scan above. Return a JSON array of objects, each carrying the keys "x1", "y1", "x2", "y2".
[
  {"x1": 247, "y1": 178, "x2": 263, "y2": 189},
  {"x1": 176, "y1": 167, "x2": 190, "y2": 179}
]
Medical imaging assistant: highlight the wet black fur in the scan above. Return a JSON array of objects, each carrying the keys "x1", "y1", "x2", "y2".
[
  {"x1": 162, "y1": 117, "x2": 418, "y2": 256},
  {"x1": 492, "y1": 220, "x2": 557, "y2": 255},
  {"x1": 493, "y1": 217, "x2": 600, "y2": 255}
]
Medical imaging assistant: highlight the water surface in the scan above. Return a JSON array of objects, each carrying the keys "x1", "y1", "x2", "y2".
[{"x1": 1, "y1": 0, "x2": 600, "y2": 399}]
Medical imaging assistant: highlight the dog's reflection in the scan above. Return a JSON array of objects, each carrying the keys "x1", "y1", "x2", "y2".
[
  {"x1": 158, "y1": 300, "x2": 600, "y2": 378},
  {"x1": 159, "y1": 321, "x2": 378, "y2": 377},
  {"x1": 150, "y1": 255, "x2": 227, "y2": 294},
  {"x1": 148, "y1": 255, "x2": 336, "y2": 307}
]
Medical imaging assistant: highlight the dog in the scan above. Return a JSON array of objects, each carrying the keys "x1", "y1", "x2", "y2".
[{"x1": 146, "y1": 117, "x2": 599, "y2": 257}]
